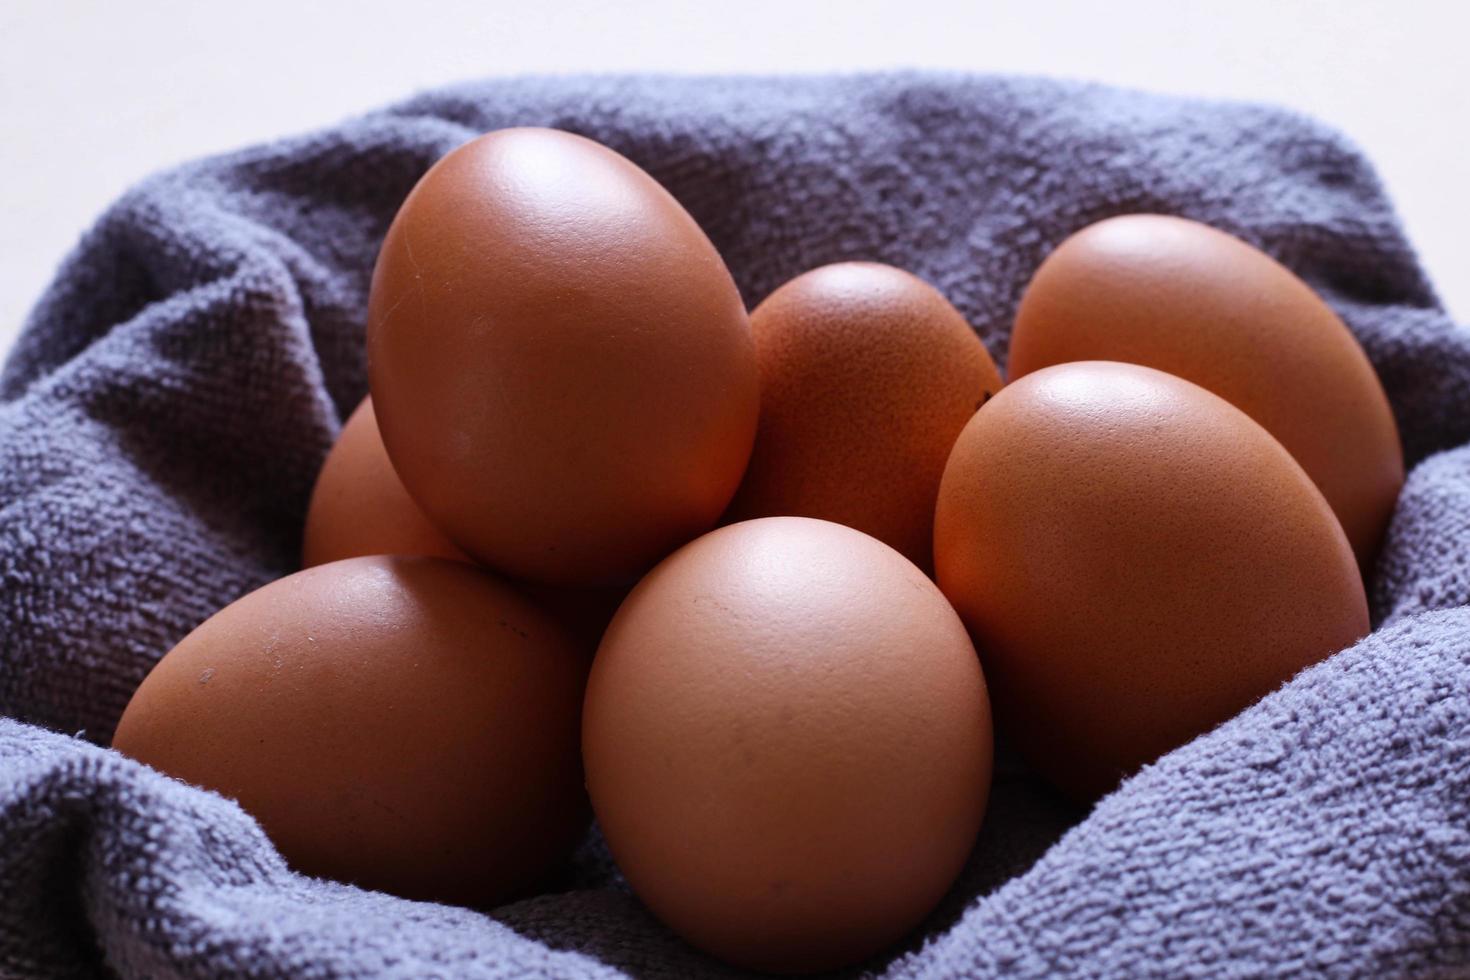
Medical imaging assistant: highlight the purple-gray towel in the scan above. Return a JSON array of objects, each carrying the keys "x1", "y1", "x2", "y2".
[{"x1": 3, "y1": 73, "x2": 1469, "y2": 978}]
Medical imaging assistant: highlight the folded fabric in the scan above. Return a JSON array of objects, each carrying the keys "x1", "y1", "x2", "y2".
[{"x1": 2, "y1": 72, "x2": 1468, "y2": 978}]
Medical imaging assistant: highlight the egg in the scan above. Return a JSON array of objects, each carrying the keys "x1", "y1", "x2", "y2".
[
  {"x1": 724, "y1": 263, "x2": 1002, "y2": 571},
  {"x1": 112, "y1": 556, "x2": 590, "y2": 907},
  {"x1": 1007, "y1": 214, "x2": 1403, "y2": 571},
  {"x1": 300, "y1": 397, "x2": 622, "y2": 651},
  {"x1": 368, "y1": 128, "x2": 760, "y2": 587},
  {"x1": 933, "y1": 362, "x2": 1368, "y2": 802},
  {"x1": 301, "y1": 396, "x2": 466, "y2": 567},
  {"x1": 583, "y1": 517, "x2": 992, "y2": 974}
]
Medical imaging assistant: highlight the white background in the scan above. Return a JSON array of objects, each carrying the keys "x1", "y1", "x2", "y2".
[{"x1": 2, "y1": 0, "x2": 1466, "y2": 357}]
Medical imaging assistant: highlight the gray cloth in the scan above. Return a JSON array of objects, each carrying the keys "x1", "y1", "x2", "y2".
[{"x1": 2, "y1": 72, "x2": 1469, "y2": 978}]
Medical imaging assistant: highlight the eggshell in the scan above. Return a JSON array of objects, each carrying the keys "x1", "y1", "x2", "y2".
[
  {"x1": 934, "y1": 361, "x2": 1368, "y2": 802},
  {"x1": 724, "y1": 263, "x2": 1002, "y2": 571},
  {"x1": 1008, "y1": 214, "x2": 1403, "y2": 571},
  {"x1": 300, "y1": 397, "x2": 621, "y2": 651},
  {"x1": 368, "y1": 128, "x2": 760, "y2": 587},
  {"x1": 112, "y1": 556, "x2": 590, "y2": 907},
  {"x1": 301, "y1": 396, "x2": 466, "y2": 567},
  {"x1": 583, "y1": 517, "x2": 992, "y2": 974}
]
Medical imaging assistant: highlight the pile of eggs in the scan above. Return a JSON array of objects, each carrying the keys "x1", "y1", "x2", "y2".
[{"x1": 112, "y1": 128, "x2": 1401, "y2": 974}]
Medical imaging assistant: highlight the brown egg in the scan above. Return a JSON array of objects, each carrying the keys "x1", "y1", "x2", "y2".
[
  {"x1": 724, "y1": 263, "x2": 1002, "y2": 572},
  {"x1": 1008, "y1": 214, "x2": 1403, "y2": 571},
  {"x1": 584, "y1": 517, "x2": 992, "y2": 974},
  {"x1": 301, "y1": 396, "x2": 466, "y2": 567},
  {"x1": 299, "y1": 397, "x2": 621, "y2": 652},
  {"x1": 368, "y1": 128, "x2": 760, "y2": 587},
  {"x1": 112, "y1": 556, "x2": 590, "y2": 907},
  {"x1": 934, "y1": 362, "x2": 1368, "y2": 802}
]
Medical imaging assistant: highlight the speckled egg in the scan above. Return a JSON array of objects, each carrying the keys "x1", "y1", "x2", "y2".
[{"x1": 725, "y1": 263, "x2": 1002, "y2": 571}]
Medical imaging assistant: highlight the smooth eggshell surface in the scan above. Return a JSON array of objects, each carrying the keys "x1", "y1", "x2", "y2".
[
  {"x1": 724, "y1": 263, "x2": 1002, "y2": 572},
  {"x1": 1007, "y1": 214, "x2": 1403, "y2": 572},
  {"x1": 934, "y1": 362, "x2": 1368, "y2": 802},
  {"x1": 368, "y1": 128, "x2": 759, "y2": 587},
  {"x1": 301, "y1": 396, "x2": 467, "y2": 567},
  {"x1": 112, "y1": 556, "x2": 590, "y2": 908},
  {"x1": 583, "y1": 517, "x2": 992, "y2": 974},
  {"x1": 299, "y1": 396, "x2": 621, "y2": 652}
]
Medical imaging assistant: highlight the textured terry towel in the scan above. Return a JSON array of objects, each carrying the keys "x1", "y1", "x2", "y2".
[{"x1": 3, "y1": 72, "x2": 1470, "y2": 979}]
